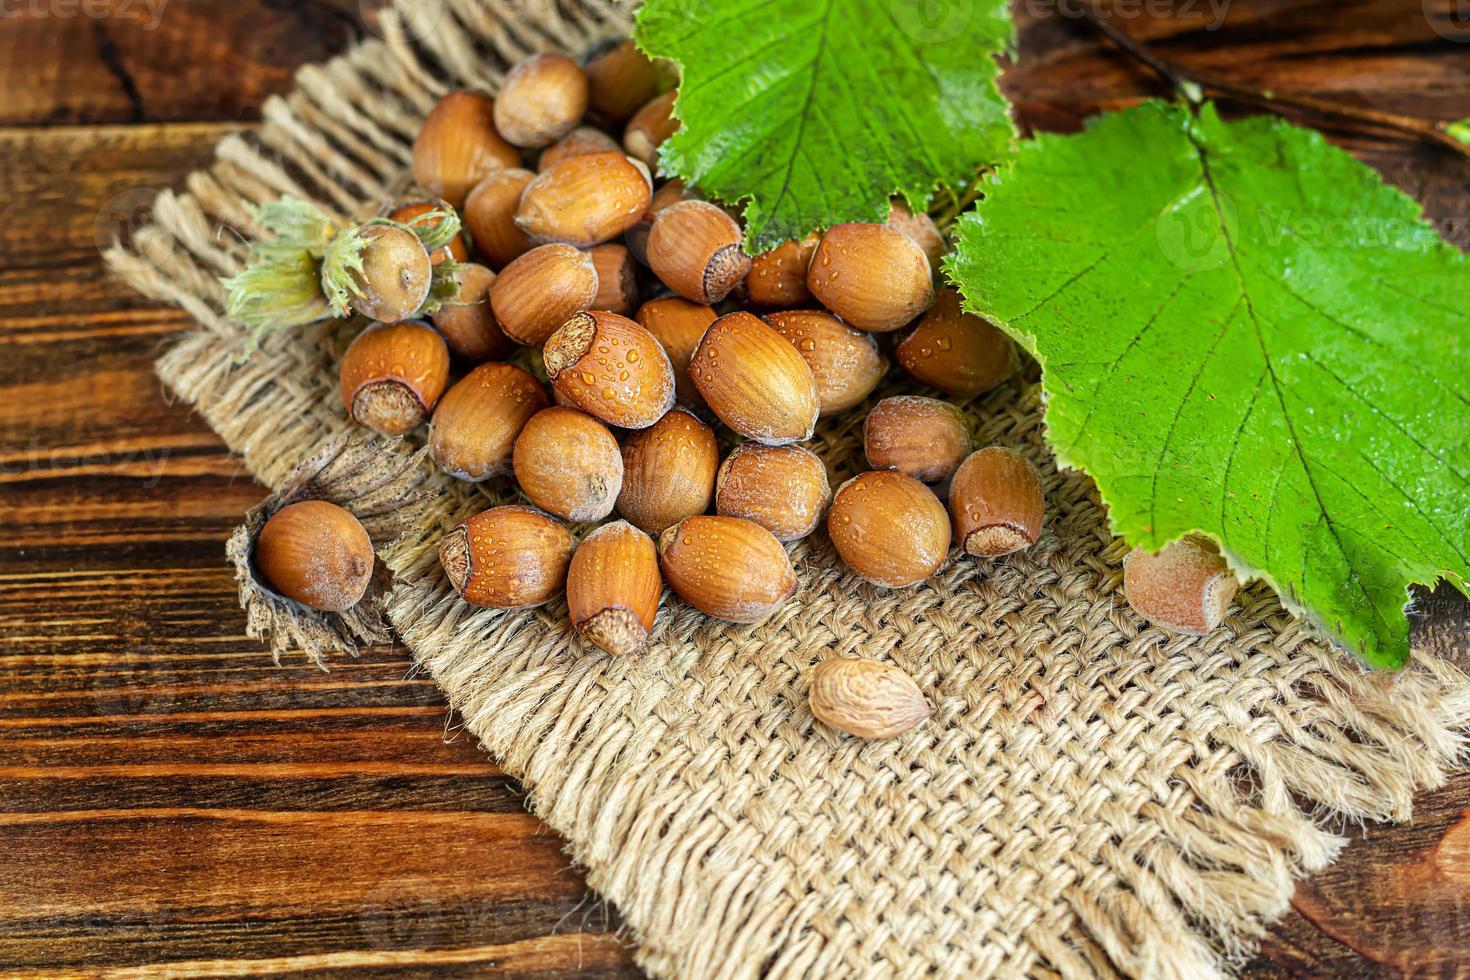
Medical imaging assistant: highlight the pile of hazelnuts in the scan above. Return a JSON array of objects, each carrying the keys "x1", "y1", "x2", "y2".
[{"x1": 258, "y1": 39, "x2": 1217, "y2": 740}]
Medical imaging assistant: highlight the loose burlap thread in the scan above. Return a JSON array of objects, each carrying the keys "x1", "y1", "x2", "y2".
[{"x1": 107, "y1": 2, "x2": 1470, "y2": 975}]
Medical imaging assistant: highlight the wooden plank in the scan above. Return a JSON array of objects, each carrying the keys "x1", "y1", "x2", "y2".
[{"x1": 0, "y1": 0, "x2": 363, "y2": 126}]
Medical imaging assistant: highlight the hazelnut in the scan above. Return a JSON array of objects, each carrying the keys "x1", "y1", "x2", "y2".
[
  {"x1": 539, "y1": 126, "x2": 621, "y2": 171},
  {"x1": 626, "y1": 178, "x2": 698, "y2": 265},
  {"x1": 567, "y1": 520, "x2": 662, "y2": 656},
  {"x1": 809, "y1": 658, "x2": 931, "y2": 740},
  {"x1": 764, "y1": 309, "x2": 885, "y2": 417},
  {"x1": 807, "y1": 223, "x2": 934, "y2": 332},
  {"x1": 582, "y1": 38, "x2": 662, "y2": 123},
  {"x1": 333, "y1": 224, "x2": 433, "y2": 324},
  {"x1": 634, "y1": 296, "x2": 716, "y2": 408},
  {"x1": 512, "y1": 406, "x2": 624, "y2": 523},
  {"x1": 948, "y1": 447, "x2": 1045, "y2": 558},
  {"x1": 386, "y1": 200, "x2": 468, "y2": 265},
  {"x1": 412, "y1": 90, "x2": 520, "y2": 208},
  {"x1": 493, "y1": 53, "x2": 589, "y2": 148},
  {"x1": 429, "y1": 362, "x2": 548, "y2": 481},
  {"x1": 828, "y1": 471, "x2": 950, "y2": 588},
  {"x1": 255, "y1": 500, "x2": 374, "y2": 612},
  {"x1": 439, "y1": 505, "x2": 575, "y2": 609},
  {"x1": 617, "y1": 408, "x2": 719, "y2": 535},
  {"x1": 689, "y1": 311, "x2": 819, "y2": 445},
  {"x1": 1123, "y1": 535, "x2": 1240, "y2": 636},
  {"x1": 339, "y1": 321, "x2": 450, "y2": 437},
  {"x1": 864, "y1": 396, "x2": 971, "y2": 485},
  {"x1": 490, "y1": 243, "x2": 599, "y2": 346},
  {"x1": 885, "y1": 199, "x2": 945, "y2": 270},
  {"x1": 515, "y1": 151, "x2": 652, "y2": 248},
  {"x1": 658, "y1": 515, "x2": 797, "y2": 623},
  {"x1": 896, "y1": 288, "x2": 1016, "y2": 398},
  {"x1": 462, "y1": 168, "x2": 536, "y2": 269},
  {"x1": 623, "y1": 90, "x2": 679, "y2": 168},
  {"x1": 715, "y1": 443, "x2": 831, "y2": 541},
  {"x1": 746, "y1": 233, "x2": 818, "y2": 307},
  {"x1": 647, "y1": 200, "x2": 751, "y2": 305},
  {"x1": 432, "y1": 263, "x2": 515, "y2": 363},
  {"x1": 587, "y1": 242, "x2": 639, "y2": 315},
  {"x1": 543, "y1": 310, "x2": 676, "y2": 429}
]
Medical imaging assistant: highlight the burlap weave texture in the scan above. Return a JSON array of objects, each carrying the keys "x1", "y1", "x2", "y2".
[{"x1": 107, "y1": 2, "x2": 1470, "y2": 976}]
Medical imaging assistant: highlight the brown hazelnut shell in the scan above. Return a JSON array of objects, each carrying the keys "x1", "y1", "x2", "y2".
[
  {"x1": 439, "y1": 505, "x2": 575, "y2": 609},
  {"x1": 543, "y1": 310, "x2": 676, "y2": 430},
  {"x1": 715, "y1": 443, "x2": 832, "y2": 541},
  {"x1": 512, "y1": 406, "x2": 624, "y2": 523},
  {"x1": 658, "y1": 515, "x2": 797, "y2": 623},
  {"x1": 688, "y1": 311, "x2": 818, "y2": 445},
  {"x1": 429, "y1": 362, "x2": 549, "y2": 481},
  {"x1": 412, "y1": 91, "x2": 520, "y2": 208},
  {"x1": 617, "y1": 408, "x2": 720, "y2": 535},
  {"x1": 828, "y1": 471, "x2": 951, "y2": 588},
  {"x1": 339, "y1": 321, "x2": 450, "y2": 437},
  {"x1": 255, "y1": 500, "x2": 375, "y2": 613}
]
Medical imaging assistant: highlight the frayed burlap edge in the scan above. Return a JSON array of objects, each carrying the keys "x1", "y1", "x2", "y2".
[
  {"x1": 106, "y1": 1, "x2": 1470, "y2": 977},
  {"x1": 227, "y1": 432, "x2": 440, "y2": 666}
]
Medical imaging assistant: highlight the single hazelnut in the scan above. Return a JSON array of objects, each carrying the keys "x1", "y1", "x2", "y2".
[
  {"x1": 539, "y1": 126, "x2": 621, "y2": 171},
  {"x1": 582, "y1": 38, "x2": 662, "y2": 123},
  {"x1": 634, "y1": 296, "x2": 716, "y2": 408},
  {"x1": 1123, "y1": 535, "x2": 1240, "y2": 636},
  {"x1": 658, "y1": 515, "x2": 797, "y2": 623},
  {"x1": 490, "y1": 243, "x2": 599, "y2": 346},
  {"x1": 809, "y1": 658, "x2": 931, "y2": 740},
  {"x1": 493, "y1": 53, "x2": 589, "y2": 148},
  {"x1": 764, "y1": 309, "x2": 885, "y2": 417},
  {"x1": 885, "y1": 199, "x2": 945, "y2": 270},
  {"x1": 255, "y1": 500, "x2": 374, "y2": 612},
  {"x1": 807, "y1": 223, "x2": 934, "y2": 332},
  {"x1": 647, "y1": 200, "x2": 751, "y2": 305},
  {"x1": 567, "y1": 520, "x2": 662, "y2": 656},
  {"x1": 515, "y1": 151, "x2": 652, "y2": 247},
  {"x1": 623, "y1": 90, "x2": 679, "y2": 168},
  {"x1": 689, "y1": 311, "x2": 819, "y2": 445},
  {"x1": 587, "y1": 242, "x2": 639, "y2": 315},
  {"x1": 512, "y1": 406, "x2": 624, "y2": 523},
  {"x1": 896, "y1": 288, "x2": 1016, "y2": 398},
  {"x1": 429, "y1": 362, "x2": 549, "y2": 481},
  {"x1": 386, "y1": 200, "x2": 468, "y2": 265},
  {"x1": 828, "y1": 471, "x2": 950, "y2": 588},
  {"x1": 439, "y1": 505, "x2": 575, "y2": 609},
  {"x1": 864, "y1": 396, "x2": 971, "y2": 485},
  {"x1": 948, "y1": 447, "x2": 1045, "y2": 558},
  {"x1": 543, "y1": 310, "x2": 676, "y2": 429},
  {"x1": 412, "y1": 90, "x2": 520, "y2": 208},
  {"x1": 335, "y1": 223, "x2": 433, "y2": 324},
  {"x1": 432, "y1": 263, "x2": 515, "y2": 363},
  {"x1": 746, "y1": 233, "x2": 818, "y2": 307},
  {"x1": 339, "y1": 321, "x2": 450, "y2": 437},
  {"x1": 462, "y1": 168, "x2": 536, "y2": 270},
  {"x1": 617, "y1": 408, "x2": 719, "y2": 535},
  {"x1": 715, "y1": 443, "x2": 832, "y2": 541}
]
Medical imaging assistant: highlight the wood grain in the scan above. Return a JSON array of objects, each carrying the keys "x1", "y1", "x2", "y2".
[{"x1": 2, "y1": 2, "x2": 1468, "y2": 976}]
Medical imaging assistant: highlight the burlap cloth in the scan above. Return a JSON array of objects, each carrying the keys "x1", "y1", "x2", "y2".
[{"x1": 106, "y1": 2, "x2": 1470, "y2": 975}]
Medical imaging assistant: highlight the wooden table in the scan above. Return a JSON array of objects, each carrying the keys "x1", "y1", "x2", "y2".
[{"x1": 2, "y1": 2, "x2": 1468, "y2": 975}]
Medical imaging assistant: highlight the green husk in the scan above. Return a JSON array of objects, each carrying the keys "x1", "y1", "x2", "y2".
[{"x1": 220, "y1": 197, "x2": 463, "y2": 353}]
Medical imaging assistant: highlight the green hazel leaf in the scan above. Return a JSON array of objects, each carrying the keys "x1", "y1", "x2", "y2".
[
  {"x1": 1448, "y1": 118, "x2": 1470, "y2": 147},
  {"x1": 946, "y1": 100, "x2": 1470, "y2": 669},
  {"x1": 635, "y1": 0, "x2": 1016, "y2": 251}
]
